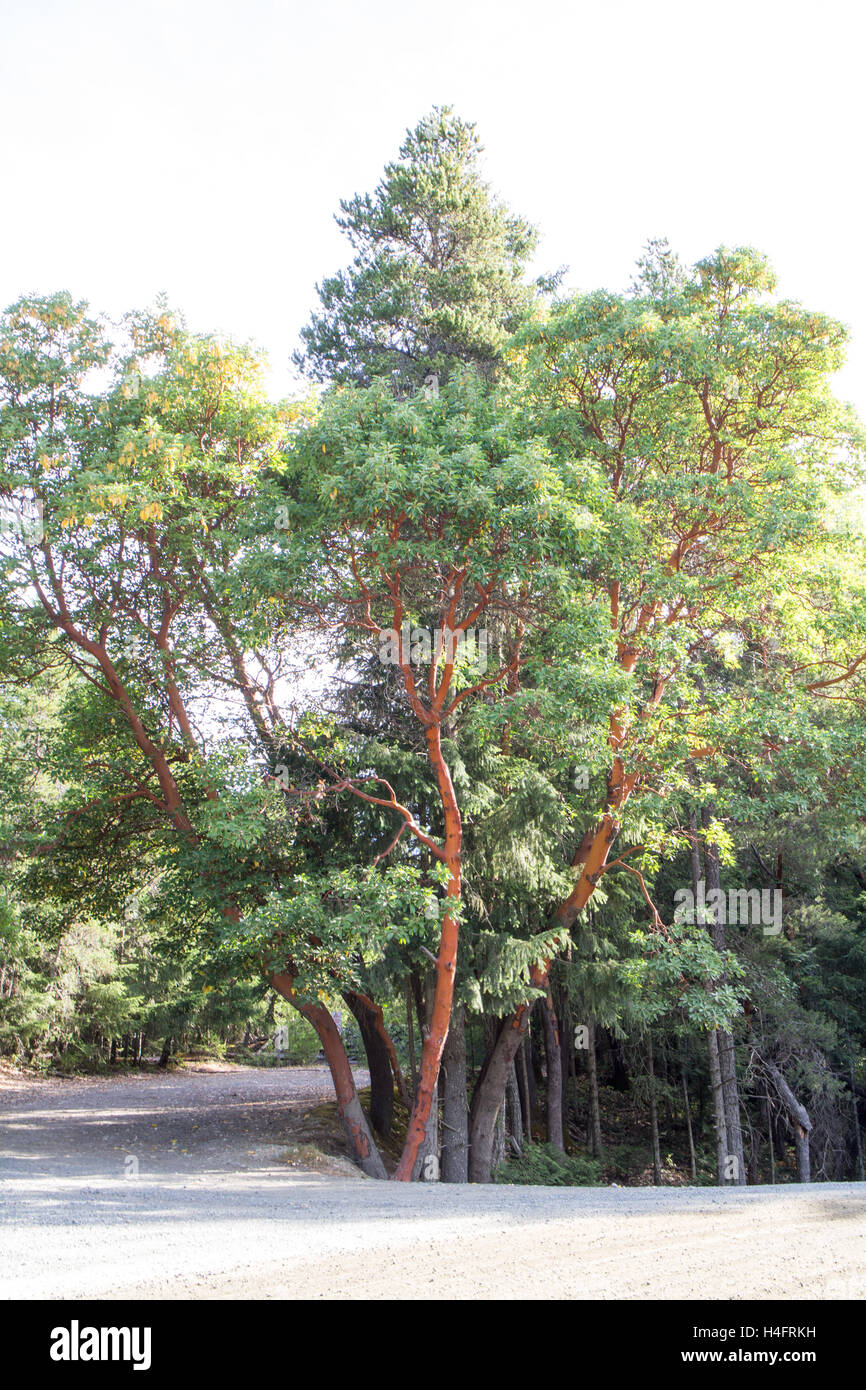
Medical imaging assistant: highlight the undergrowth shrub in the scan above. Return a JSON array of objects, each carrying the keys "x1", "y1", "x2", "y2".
[{"x1": 494, "y1": 1142, "x2": 603, "y2": 1186}]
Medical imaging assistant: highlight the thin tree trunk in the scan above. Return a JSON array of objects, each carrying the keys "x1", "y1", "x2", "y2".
[
  {"x1": 764, "y1": 1092, "x2": 776, "y2": 1184},
  {"x1": 717, "y1": 1029, "x2": 746, "y2": 1184},
  {"x1": 708, "y1": 1029, "x2": 728, "y2": 1183},
  {"x1": 541, "y1": 988, "x2": 564, "y2": 1152},
  {"x1": 647, "y1": 1031, "x2": 662, "y2": 1185},
  {"x1": 525, "y1": 1022, "x2": 539, "y2": 1116},
  {"x1": 586, "y1": 1018, "x2": 604, "y2": 1157},
  {"x1": 694, "y1": 809, "x2": 731, "y2": 1184},
  {"x1": 343, "y1": 991, "x2": 394, "y2": 1137},
  {"x1": 681, "y1": 1065, "x2": 697, "y2": 1180},
  {"x1": 702, "y1": 806, "x2": 746, "y2": 1185},
  {"x1": 440, "y1": 1003, "x2": 469, "y2": 1182},
  {"x1": 517, "y1": 1035, "x2": 532, "y2": 1134},
  {"x1": 850, "y1": 1054, "x2": 864, "y2": 1182},
  {"x1": 506, "y1": 1061, "x2": 523, "y2": 1156},
  {"x1": 748, "y1": 1120, "x2": 760, "y2": 1185},
  {"x1": 558, "y1": 989, "x2": 571, "y2": 1135},
  {"x1": 766, "y1": 1060, "x2": 812, "y2": 1183},
  {"x1": 406, "y1": 979, "x2": 417, "y2": 1098}
]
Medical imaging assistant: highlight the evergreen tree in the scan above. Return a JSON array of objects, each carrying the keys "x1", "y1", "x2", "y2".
[{"x1": 295, "y1": 107, "x2": 539, "y2": 390}]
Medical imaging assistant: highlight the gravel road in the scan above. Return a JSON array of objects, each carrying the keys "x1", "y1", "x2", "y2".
[{"x1": 1, "y1": 1064, "x2": 864, "y2": 1300}]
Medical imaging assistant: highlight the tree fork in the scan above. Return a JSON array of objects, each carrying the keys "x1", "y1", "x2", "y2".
[{"x1": 272, "y1": 972, "x2": 387, "y2": 1179}]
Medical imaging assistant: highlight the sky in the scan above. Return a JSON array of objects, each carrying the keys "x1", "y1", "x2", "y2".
[{"x1": 1, "y1": 0, "x2": 865, "y2": 410}]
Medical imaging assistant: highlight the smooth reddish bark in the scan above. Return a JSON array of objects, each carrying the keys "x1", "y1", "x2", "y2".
[
  {"x1": 272, "y1": 973, "x2": 387, "y2": 1178},
  {"x1": 392, "y1": 723, "x2": 461, "y2": 1181}
]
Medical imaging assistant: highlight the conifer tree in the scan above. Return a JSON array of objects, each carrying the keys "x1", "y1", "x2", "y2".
[{"x1": 295, "y1": 107, "x2": 539, "y2": 390}]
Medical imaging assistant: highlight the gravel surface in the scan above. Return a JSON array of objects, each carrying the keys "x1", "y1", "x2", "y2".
[{"x1": 2, "y1": 1064, "x2": 865, "y2": 1300}]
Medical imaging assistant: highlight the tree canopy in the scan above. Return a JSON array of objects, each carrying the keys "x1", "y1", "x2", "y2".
[{"x1": 2, "y1": 111, "x2": 865, "y2": 1190}]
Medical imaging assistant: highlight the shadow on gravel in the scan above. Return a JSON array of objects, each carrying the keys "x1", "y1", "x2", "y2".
[{"x1": 3, "y1": 1173, "x2": 864, "y2": 1235}]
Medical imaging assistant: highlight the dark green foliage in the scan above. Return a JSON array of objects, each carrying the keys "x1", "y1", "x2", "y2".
[
  {"x1": 1, "y1": 112, "x2": 866, "y2": 1187},
  {"x1": 495, "y1": 1143, "x2": 603, "y2": 1186},
  {"x1": 295, "y1": 107, "x2": 539, "y2": 389}
]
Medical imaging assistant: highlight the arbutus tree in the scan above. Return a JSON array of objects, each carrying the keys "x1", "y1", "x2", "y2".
[
  {"x1": 255, "y1": 368, "x2": 600, "y2": 1178},
  {"x1": 0, "y1": 294, "x2": 393, "y2": 1177},
  {"x1": 6, "y1": 249, "x2": 864, "y2": 1189},
  {"x1": 0, "y1": 292, "x2": 591, "y2": 1181},
  {"x1": 466, "y1": 244, "x2": 864, "y2": 1180}
]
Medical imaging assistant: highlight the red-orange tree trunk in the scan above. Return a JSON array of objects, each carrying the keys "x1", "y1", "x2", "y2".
[
  {"x1": 392, "y1": 724, "x2": 462, "y2": 1181},
  {"x1": 272, "y1": 973, "x2": 387, "y2": 1179}
]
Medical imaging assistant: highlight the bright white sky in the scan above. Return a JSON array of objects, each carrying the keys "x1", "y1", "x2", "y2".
[{"x1": 1, "y1": 0, "x2": 865, "y2": 411}]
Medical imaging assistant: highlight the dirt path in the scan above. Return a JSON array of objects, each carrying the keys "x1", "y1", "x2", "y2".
[
  {"x1": 1, "y1": 1064, "x2": 865, "y2": 1300},
  {"x1": 0, "y1": 1061, "x2": 367, "y2": 1181}
]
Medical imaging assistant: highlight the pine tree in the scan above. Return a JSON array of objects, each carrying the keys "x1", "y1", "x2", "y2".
[{"x1": 295, "y1": 107, "x2": 539, "y2": 390}]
